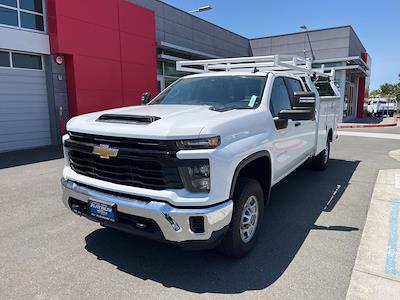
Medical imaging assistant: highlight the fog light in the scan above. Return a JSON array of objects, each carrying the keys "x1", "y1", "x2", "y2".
[{"x1": 189, "y1": 216, "x2": 205, "y2": 233}]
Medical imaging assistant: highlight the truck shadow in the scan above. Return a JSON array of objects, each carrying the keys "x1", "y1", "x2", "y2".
[{"x1": 84, "y1": 158, "x2": 359, "y2": 294}]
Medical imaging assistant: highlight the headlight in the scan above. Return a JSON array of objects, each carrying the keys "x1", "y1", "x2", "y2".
[
  {"x1": 179, "y1": 160, "x2": 210, "y2": 193},
  {"x1": 176, "y1": 136, "x2": 220, "y2": 150}
]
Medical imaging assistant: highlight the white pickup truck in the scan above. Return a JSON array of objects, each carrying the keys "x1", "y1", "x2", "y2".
[
  {"x1": 367, "y1": 99, "x2": 397, "y2": 117},
  {"x1": 61, "y1": 56, "x2": 340, "y2": 257}
]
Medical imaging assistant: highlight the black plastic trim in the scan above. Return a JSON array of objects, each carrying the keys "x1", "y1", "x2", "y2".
[
  {"x1": 274, "y1": 118, "x2": 288, "y2": 130},
  {"x1": 229, "y1": 151, "x2": 271, "y2": 199},
  {"x1": 278, "y1": 109, "x2": 315, "y2": 121},
  {"x1": 97, "y1": 114, "x2": 160, "y2": 124}
]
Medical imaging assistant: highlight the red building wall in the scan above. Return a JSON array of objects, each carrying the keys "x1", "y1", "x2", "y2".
[
  {"x1": 47, "y1": 0, "x2": 157, "y2": 117},
  {"x1": 357, "y1": 52, "x2": 369, "y2": 118}
]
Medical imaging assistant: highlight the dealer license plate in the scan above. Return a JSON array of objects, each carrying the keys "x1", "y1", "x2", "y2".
[{"x1": 88, "y1": 200, "x2": 116, "y2": 222}]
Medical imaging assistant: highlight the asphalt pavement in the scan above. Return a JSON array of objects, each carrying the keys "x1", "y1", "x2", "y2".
[{"x1": 1, "y1": 126, "x2": 400, "y2": 299}]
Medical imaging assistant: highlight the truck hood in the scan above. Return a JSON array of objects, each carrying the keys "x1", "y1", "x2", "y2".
[{"x1": 66, "y1": 104, "x2": 260, "y2": 140}]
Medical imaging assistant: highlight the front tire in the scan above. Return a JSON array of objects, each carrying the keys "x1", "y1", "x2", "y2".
[
  {"x1": 311, "y1": 138, "x2": 330, "y2": 171},
  {"x1": 219, "y1": 177, "x2": 264, "y2": 258}
]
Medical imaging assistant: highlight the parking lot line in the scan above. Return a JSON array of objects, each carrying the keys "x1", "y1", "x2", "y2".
[
  {"x1": 338, "y1": 131, "x2": 400, "y2": 140},
  {"x1": 386, "y1": 198, "x2": 400, "y2": 276}
]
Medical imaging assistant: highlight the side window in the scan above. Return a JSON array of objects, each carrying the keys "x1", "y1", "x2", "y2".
[
  {"x1": 301, "y1": 77, "x2": 311, "y2": 91},
  {"x1": 286, "y1": 78, "x2": 304, "y2": 93},
  {"x1": 269, "y1": 77, "x2": 292, "y2": 117}
]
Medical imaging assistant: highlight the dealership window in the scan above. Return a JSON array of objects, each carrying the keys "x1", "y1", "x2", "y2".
[
  {"x1": 12, "y1": 52, "x2": 42, "y2": 69},
  {"x1": 157, "y1": 49, "x2": 204, "y2": 92},
  {"x1": 0, "y1": 50, "x2": 10, "y2": 67},
  {"x1": 0, "y1": 0, "x2": 45, "y2": 32},
  {"x1": 0, "y1": 6, "x2": 18, "y2": 26},
  {"x1": 157, "y1": 60, "x2": 192, "y2": 91},
  {"x1": 0, "y1": 49, "x2": 43, "y2": 70},
  {"x1": 19, "y1": 0, "x2": 43, "y2": 12},
  {"x1": 0, "y1": 0, "x2": 17, "y2": 7}
]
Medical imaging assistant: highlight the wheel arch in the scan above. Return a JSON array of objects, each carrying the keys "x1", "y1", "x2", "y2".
[{"x1": 229, "y1": 151, "x2": 272, "y2": 203}]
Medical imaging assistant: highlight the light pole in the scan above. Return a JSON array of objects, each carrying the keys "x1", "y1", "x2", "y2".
[
  {"x1": 300, "y1": 25, "x2": 315, "y2": 61},
  {"x1": 189, "y1": 5, "x2": 212, "y2": 13}
]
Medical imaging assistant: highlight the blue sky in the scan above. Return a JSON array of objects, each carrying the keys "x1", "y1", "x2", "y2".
[{"x1": 162, "y1": 0, "x2": 399, "y2": 90}]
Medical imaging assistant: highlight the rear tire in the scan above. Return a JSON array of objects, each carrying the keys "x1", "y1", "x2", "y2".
[
  {"x1": 218, "y1": 177, "x2": 264, "y2": 258},
  {"x1": 311, "y1": 138, "x2": 330, "y2": 171}
]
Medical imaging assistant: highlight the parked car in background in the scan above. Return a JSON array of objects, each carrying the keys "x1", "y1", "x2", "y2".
[{"x1": 367, "y1": 98, "x2": 397, "y2": 117}]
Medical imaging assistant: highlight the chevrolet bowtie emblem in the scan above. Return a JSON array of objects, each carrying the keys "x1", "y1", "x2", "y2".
[{"x1": 92, "y1": 144, "x2": 119, "y2": 159}]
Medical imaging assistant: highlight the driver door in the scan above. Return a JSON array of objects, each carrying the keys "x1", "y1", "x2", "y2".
[{"x1": 269, "y1": 77, "x2": 301, "y2": 181}]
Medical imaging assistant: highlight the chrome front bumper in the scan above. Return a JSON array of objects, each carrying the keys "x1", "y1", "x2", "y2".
[{"x1": 61, "y1": 179, "x2": 233, "y2": 243}]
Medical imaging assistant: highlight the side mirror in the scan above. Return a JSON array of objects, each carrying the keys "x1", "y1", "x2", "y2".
[
  {"x1": 293, "y1": 91, "x2": 316, "y2": 109},
  {"x1": 274, "y1": 118, "x2": 288, "y2": 130},
  {"x1": 141, "y1": 92, "x2": 152, "y2": 105},
  {"x1": 278, "y1": 109, "x2": 315, "y2": 121}
]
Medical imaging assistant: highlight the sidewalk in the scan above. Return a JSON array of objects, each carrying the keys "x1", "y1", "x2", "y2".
[
  {"x1": 338, "y1": 116, "x2": 398, "y2": 129},
  {"x1": 346, "y1": 169, "x2": 400, "y2": 299}
]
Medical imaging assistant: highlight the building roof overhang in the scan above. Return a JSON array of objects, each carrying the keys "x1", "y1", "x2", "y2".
[{"x1": 314, "y1": 56, "x2": 369, "y2": 76}]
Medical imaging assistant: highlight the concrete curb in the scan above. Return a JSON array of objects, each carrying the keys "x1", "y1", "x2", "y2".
[
  {"x1": 338, "y1": 117, "x2": 398, "y2": 129},
  {"x1": 346, "y1": 169, "x2": 400, "y2": 299}
]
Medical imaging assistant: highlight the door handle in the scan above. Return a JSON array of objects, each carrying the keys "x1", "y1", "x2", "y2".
[{"x1": 294, "y1": 121, "x2": 301, "y2": 127}]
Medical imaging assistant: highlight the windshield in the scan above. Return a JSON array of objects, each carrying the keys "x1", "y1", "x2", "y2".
[{"x1": 151, "y1": 76, "x2": 267, "y2": 109}]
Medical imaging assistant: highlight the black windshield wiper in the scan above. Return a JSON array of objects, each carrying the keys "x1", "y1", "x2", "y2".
[{"x1": 209, "y1": 105, "x2": 235, "y2": 112}]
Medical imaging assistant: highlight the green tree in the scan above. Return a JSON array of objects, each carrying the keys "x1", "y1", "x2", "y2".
[
  {"x1": 370, "y1": 73, "x2": 400, "y2": 100},
  {"x1": 369, "y1": 89, "x2": 381, "y2": 97},
  {"x1": 380, "y1": 83, "x2": 394, "y2": 96},
  {"x1": 374, "y1": 75, "x2": 400, "y2": 100}
]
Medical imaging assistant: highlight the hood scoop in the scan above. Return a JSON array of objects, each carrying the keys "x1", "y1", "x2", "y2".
[{"x1": 96, "y1": 114, "x2": 161, "y2": 124}]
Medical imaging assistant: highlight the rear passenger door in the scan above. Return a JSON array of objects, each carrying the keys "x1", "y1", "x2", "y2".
[{"x1": 285, "y1": 77, "x2": 316, "y2": 156}]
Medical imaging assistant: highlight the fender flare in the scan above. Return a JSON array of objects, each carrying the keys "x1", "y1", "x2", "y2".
[
  {"x1": 328, "y1": 128, "x2": 333, "y2": 142},
  {"x1": 229, "y1": 150, "x2": 272, "y2": 199}
]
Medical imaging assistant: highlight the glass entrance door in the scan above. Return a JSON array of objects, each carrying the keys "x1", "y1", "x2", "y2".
[{"x1": 344, "y1": 81, "x2": 356, "y2": 119}]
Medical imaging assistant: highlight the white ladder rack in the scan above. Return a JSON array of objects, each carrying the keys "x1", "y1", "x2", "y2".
[{"x1": 176, "y1": 55, "x2": 333, "y2": 79}]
